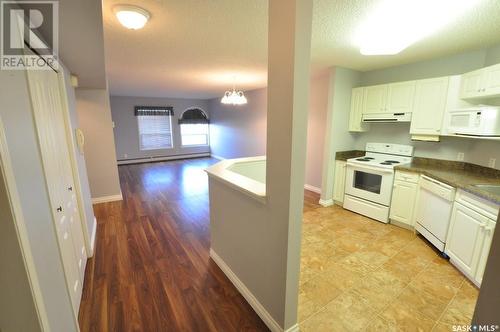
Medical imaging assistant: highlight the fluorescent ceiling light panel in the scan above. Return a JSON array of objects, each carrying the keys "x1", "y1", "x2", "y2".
[{"x1": 354, "y1": 0, "x2": 481, "y2": 55}]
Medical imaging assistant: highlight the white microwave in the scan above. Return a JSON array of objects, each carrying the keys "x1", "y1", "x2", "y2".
[{"x1": 447, "y1": 106, "x2": 500, "y2": 137}]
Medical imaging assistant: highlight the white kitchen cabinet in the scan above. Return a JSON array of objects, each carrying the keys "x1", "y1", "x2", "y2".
[
  {"x1": 333, "y1": 160, "x2": 347, "y2": 204},
  {"x1": 362, "y1": 81, "x2": 415, "y2": 115},
  {"x1": 386, "y1": 81, "x2": 416, "y2": 114},
  {"x1": 389, "y1": 171, "x2": 418, "y2": 228},
  {"x1": 460, "y1": 63, "x2": 500, "y2": 100},
  {"x1": 446, "y1": 201, "x2": 488, "y2": 278},
  {"x1": 475, "y1": 219, "x2": 495, "y2": 285},
  {"x1": 410, "y1": 77, "x2": 449, "y2": 140},
  {"x1": 363, "y1": 85, "x2": 387, "y2": 114},
  {"x1": 349, "y1": 87, "x2": 369, "y2": 132}
]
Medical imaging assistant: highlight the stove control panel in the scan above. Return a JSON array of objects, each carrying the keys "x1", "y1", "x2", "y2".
[{"x1": 365, "y1": 143, "x2": 414, "y2": 157}]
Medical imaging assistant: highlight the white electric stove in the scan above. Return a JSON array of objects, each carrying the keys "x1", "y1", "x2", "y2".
[{"x1": 343, "y1": 143, "x2": 414, "y2": 223}]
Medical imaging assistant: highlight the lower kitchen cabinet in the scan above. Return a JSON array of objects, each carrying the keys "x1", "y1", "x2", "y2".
[
  {"x1": 333, "y1": 160, "x2": 346, "y2": 204},
  {"x1": 445, "y1": 190, "x2": 498, "y2": 286},
  {"x1": 389, "y1": 171, "x2": 418, "y2": 228}
]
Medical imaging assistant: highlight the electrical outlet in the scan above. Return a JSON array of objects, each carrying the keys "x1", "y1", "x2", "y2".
[
  {"x1": 457, "y1": 152, "x2": 465, "y2": 161},
  {"x1": 489, "y1": 158, "x2": 496, "y2": 168}
]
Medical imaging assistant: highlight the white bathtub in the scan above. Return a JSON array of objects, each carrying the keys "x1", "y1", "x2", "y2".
[{"x1": 205, "y1": 156, "x2": 266, "y2": 202}]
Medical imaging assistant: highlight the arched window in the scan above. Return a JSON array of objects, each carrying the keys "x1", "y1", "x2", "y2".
[{"x1": 178, "y1": 108, "x2": 210, "y2": 146}]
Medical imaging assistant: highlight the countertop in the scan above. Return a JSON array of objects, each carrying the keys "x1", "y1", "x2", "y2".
[
  {"x1": 335, "y1": 150, "x2": 365, "y2": 161},
  {"x1": 395, "y1": 158, "x2": 500, "y2": 205}
]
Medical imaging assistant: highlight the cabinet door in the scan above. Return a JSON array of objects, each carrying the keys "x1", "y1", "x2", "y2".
[
  {"x1": 363, "y1": 85, "x2": 387, "y2": 114},
  {"x1": 386, "y1": 81, "x2": 416, "y2": 114},
  {"x1": 475, "y1": 219, "x2": 496, "y2": 285},
  {"x1": 333, "y1": 161, "x2": 346, "y2": 203},
  {"x1": 460, "y1": 69, "x2": 484, "y2": 99},
  {"x1": 445, "y1": 202, "x2": 487, "y2": 278},
  {"x1": 410, "y1": 77, "x2": 449, "y2": 135},
  {"x1": 389, "y1": 180, "x2": 417, "y2": 226},
  {"x1": 482, "y1": 63, "x2": 500, "y2": 97},
  {"x1": 349, "y1": 87, "x2": 369, "y2": 132}
]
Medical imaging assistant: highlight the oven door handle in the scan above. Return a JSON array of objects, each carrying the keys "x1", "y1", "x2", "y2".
[{"x1": 346, "y1": 163, "x2": 394, "y2": 174}]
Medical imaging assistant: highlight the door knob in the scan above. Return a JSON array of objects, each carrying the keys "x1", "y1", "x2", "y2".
[
  {"x1": 68, "y1": 186, "x2": 73, "y2": 191},
  {"x1": 56, "y1": 206, "x2": 63, "y2": 212}
]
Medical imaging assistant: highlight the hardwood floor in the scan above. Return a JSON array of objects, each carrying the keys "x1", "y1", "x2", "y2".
[{"x1": 79, "y1": 157, "x2": 320, "y2": 331}]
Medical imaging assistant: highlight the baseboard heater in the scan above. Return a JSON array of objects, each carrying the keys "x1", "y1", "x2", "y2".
[{"x1": 117, "y1": 153, "x2": 210, "y2": 165}]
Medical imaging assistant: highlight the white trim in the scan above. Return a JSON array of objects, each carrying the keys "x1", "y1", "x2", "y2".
[
  {"x1": 285, "y1": 324, "x2": 300, "y2": 332},
  {"x1": 304, "y1": 184, "x2": 321, "y2": 194},
  {"x1": 210, "y1": 248, "x2": 289, "y2": 332},
  {"x1": 90, "y1": 217, "x2": 97, "y2": 255},
  {"x1": 318, "y1": 198, "x2": 334, "y2": 207},
  {"x1": 91, "y1": 193, "x2": 123, "y2": 204},
  {"x1": 0, "y1": 117, "x2": 51, "y2": 331},
  {"x1": 210, "y1": 154, "x2": 226, "y2": 161},
  {"x1": 117, "y1": 153, "x2": 210, "y2": 165}
]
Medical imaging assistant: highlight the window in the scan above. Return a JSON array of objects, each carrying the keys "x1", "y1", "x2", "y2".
[
  {"x1": 135, "y1": 106, "x2": 173, "y2": 150},
  {"x1": 178, "y1": 108, "x2": 209, "y2": 147}
]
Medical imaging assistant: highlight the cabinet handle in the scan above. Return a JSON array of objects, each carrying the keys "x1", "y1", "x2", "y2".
[
  {"x1": 56, "y1": 206, "x2": 63, "y2": 212},
  {"x1": 68, "y1": 186, "x2": 73, "y2": 191}
]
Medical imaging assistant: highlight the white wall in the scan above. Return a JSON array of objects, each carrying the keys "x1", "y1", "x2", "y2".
[
  {"x1": 209, "y1": 74, "x2": 329, "y2": 189},
  {"x1": 110, "y1": 96, "x2": 210, "y2": 161},
  {"x1": 76, "y1": 89, "x2": 122, "y2": 199}
]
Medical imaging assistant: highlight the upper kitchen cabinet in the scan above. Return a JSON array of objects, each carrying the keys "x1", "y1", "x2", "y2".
[
  {"x1": 410, "y1": 77, "x2": 449, "y2": 141},
  {"x1": 386, "y1": 81, "x2": 416, "y2": 114},
  {"x1": 363, "y1": 85, "x2": 387, "y2": 114},
  {"x1": 362, "y1": 81, "x2": 415, "y2": 115},
  {"x1": 349, "y1": 87, "x2": 369, "y2": 132},
  {"x1": 460, "y1": 63, "x2": 500, "y2": 100}
]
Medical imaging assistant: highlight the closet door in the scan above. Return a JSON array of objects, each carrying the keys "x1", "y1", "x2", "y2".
[{"x1": 26, "y1": 67, "x2": 85, "y2": 315}]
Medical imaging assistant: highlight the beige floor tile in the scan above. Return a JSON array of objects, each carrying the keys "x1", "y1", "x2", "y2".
[
  {"x1": 349, "y1": 269, "x2": 407, "y2": 312},
  {"x1": 300, "y1": 273, "x2": 343, "y2": 308},
  {"x1": 321, "y1": 262, "x2": 367, "y2": 291},
  {"x1": 348, "y1": 247, "x2": 392, "y2": 269},
  {"x1": 395, "y1": 284, "x2": 449, "y2": 320},
  {"x1": 391, "y1": 250, "x2": 433, "y2": 271},
  {"x1": 334, "y1": 235, "x2": 368, "y2": 253},
  {"x1": 379, "y1": 258, "x2": 425, "y2": 283},
  {"x1": 300, "y1": 292, "x2": 377, "y2": 332},
  {"x1": 338, "y1": 254, "x2": 375, "y2": 274},
  {"x1": 380, "y1": 300, "x2": 437, "y2": 332},
  {"x1": 439, "y1": 287, "x2": 478, "y2": 325},
  {"x1": 432, "y1": 322, "x2": 455, "y2": 332},
  {"x1": 365, "y1": 315, "x2": 398, "y2": 332}
]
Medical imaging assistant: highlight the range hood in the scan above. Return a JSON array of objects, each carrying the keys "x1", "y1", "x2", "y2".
[{"x1": 362, "y1": 112, "x2": 412, "y2": 123}]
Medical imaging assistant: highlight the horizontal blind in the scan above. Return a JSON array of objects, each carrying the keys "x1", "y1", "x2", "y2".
[
  {"x1": 137, "y1": 115, "x2": 173, "y2": 150},
  {"x1": 180, "y1": 123, "x2": 209, "y2": 146}
]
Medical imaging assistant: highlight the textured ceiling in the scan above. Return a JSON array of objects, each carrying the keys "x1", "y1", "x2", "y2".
[{"x1": 102, "y1": 0, "x2": 500, "y2": 99}]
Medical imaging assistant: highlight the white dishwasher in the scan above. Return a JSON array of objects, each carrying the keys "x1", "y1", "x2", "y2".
[{"x1": 414, "y1": 175, "x2": 456, "y2": 252}]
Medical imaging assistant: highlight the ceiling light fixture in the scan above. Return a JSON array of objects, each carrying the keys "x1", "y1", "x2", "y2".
[
  {"x1": 114, "y1": 5, "x2": 150, "y2": 30},
  {"x1": 221, "y1": 80, "x2": 247, "y2": 105},
  {"x1": 354, "y1": 0, "x2": 480, "y2": 56}
]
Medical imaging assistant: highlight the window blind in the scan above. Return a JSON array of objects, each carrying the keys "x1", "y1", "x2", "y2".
[{"x1": 137, "y1": 115, "x2": 173, "y2": 150}]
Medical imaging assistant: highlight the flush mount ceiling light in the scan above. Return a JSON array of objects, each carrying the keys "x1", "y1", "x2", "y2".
[
  {"x1": 354, "y1": 0, "x2": 480, "y2": 56},
  {"x1": 114, "y1": 5, "x2": 150, "y2": 30},
  {"x1": 221, "y1": 80, "x2": 247, "y2": 105}
]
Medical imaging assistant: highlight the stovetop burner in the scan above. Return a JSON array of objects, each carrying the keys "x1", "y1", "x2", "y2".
[
  {"x1": 356, "y1": 158, "x2": 372, "y2": 162},
  {"x1": 383, "y1": 160, "x2": 401, "y2": 164}
]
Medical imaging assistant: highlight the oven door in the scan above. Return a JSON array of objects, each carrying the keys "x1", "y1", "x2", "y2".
[{"x1": 345, "y1": 163, "x2": 394, "y2": 206}]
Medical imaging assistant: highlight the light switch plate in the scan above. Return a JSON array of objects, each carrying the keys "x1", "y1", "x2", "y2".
[{"x1": 457, "y1": 152, "x2": 465, "y2": 161}]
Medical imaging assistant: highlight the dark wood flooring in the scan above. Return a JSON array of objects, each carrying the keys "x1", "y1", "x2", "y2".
[{"x1": 78, "y1": 157, "x2": 320, "y2": 332}]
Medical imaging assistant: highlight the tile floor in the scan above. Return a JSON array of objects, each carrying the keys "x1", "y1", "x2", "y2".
[{"x1": 299, "y1": 204, "x2": 479, "y2": 331}]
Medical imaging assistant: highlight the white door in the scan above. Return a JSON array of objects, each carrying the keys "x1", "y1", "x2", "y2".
[
  {"x1": 333, "y1": 161, "x2": 346, "y2": 203},
  {"x1": 26, "y1": 68, "x2": 85, "y2": 315},
  {"x1": 386, "y1": 81, "x2": 416, "y2": 114},
  {"x1": 349, "y1": 88, "x2": 368, "y2": 132},
  {"x1": 482, "y1": 63, "x2": 500, "y2": 97},
  {"x1": 475, "y1": 219, "x2": 496, "y2": 285},
  {"x1": 363, "y1": 85, "x2": 387, "y2": 114},
  {"x1": 445, "y1": 202, "x2": 487, "y2": 278},
  {"x1": 389, "y1": 180, "x2": 417, "y2": 226},
  {"x1": 410, "y1": 77, "x2": 449, "y2": 135},
  {"x1": 460, "y1": 69, "x2": 484, "y2": 99}
]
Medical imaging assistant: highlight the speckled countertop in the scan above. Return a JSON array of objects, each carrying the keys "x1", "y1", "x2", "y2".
[
  {"x1": 335, "y1": 150, "x2": 365, "y2": 161},
  {"x1": 395, "y1": 157, "x2": 500, "y2": 205}
]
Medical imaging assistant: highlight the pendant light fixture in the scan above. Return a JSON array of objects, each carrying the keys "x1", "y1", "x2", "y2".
[{"x1": 221, "y1": 78, "x2": 247, "y2": 105}]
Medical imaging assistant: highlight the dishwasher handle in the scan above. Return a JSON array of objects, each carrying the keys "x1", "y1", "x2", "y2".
[{"x1": 420, "y1": 175, "x2": 456, "y2": 202}]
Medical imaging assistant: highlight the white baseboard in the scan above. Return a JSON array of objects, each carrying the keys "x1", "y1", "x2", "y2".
[
  {"x1": 117, "y1": 153, "x2": 210, "y2": 165},
  {"x1": 304, "y1": 184, "x2": 321, "y2": 194},
  {"x1": 210, "y1": 154, "x2": 226, "y2": 160},
  {"x1": 90, "y1": 216, "x2": 97, "y2": 256},
  {"x1": 91, "y1": 192, "x2": 123, "y2": 204},
  {"x1": 285, "y1": 324, "x2": 299, "y2": 332},
  {"x1": 318, "y1": 198, "x2": 334, "y2": 207},
  {"x1": 210, "y1": 248, "x2": 291, "y2": 332}
]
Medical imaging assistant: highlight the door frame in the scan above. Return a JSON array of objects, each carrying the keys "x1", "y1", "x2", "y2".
[{"x1": 0, "y1": 116, "x2": 51, "y2": 331}]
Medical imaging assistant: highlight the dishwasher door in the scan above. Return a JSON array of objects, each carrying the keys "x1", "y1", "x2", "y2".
[{"x1": 414, "y1": 176, "x2": 456, "y2": 251}]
